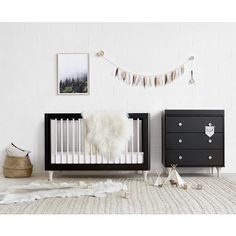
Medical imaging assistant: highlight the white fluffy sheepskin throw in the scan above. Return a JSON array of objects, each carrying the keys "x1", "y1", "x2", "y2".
[{"x1": 82, "y1": 112, "x2": 132, "y2": 160}]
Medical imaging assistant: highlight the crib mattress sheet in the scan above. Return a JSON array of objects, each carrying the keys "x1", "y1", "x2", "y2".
[{"x1": 51, "y1": 152, "x2": 144, "y2": 164}]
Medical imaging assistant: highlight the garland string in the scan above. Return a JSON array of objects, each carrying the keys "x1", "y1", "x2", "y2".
[{"x1": 97, "y1": 51, "x2": 195, "y2": 87}]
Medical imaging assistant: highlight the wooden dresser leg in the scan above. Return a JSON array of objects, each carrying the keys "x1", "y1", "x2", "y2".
[
  {"x1": 211, "y1": 167, "x2": 214, "y2": 175},
  {"x1": 143, "y1": 171, "x2": 148, "y2": 182},
  {"x1": 216, "y1": 168, "x2": 221, "y2": 177},
  {"x1": 48, "y1": 171, "x2": 53, "y2": 181}
]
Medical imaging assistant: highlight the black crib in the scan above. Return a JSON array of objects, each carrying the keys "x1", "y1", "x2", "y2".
[{"x1": 45, "y1": 113, "x2": 150, "y2": 180}]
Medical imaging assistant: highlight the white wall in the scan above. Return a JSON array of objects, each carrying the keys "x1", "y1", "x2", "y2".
[{"x1": 0, "y1": 23, "x2": 235, "y2": 174}]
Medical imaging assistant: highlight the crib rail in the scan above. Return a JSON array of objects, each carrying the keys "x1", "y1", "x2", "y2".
[{"x1": 45, "y1": 113, "x2": 150, "y2": 171}]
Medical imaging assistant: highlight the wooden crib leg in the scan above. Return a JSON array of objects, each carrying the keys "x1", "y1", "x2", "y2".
[
  {"x1": 48, "y1": 171, "x2": 54, "y2": 181},
  {"x1": 143, "y1": 171, "x2": 148, "y2": 182}
]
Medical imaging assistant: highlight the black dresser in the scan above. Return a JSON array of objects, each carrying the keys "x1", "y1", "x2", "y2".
[{"x1": 162, "y1": 110, "x2": 224, "y2": 177}]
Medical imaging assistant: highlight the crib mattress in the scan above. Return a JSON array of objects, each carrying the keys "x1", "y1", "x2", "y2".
[{"x1": 51, "y1": 152, "x2": 144, "y2": 164}]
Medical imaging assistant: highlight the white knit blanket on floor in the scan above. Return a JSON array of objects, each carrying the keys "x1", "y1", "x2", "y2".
[{"x1": 0, "y1": 180, "x2": 125, "y2": 204}]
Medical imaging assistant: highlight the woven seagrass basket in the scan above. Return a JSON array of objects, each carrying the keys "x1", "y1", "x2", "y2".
[{"x1": 3, "y1": 155, "x2": 33, "y2": 178}]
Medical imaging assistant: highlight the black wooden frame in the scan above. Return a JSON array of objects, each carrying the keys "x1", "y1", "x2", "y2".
[{"x1": 45, "y1": 113, "x2": 150, "y2": 171}]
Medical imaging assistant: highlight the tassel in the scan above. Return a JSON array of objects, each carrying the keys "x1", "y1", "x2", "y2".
[
  {"x1": 135, "y1": 76, "x2": 141, "y2": 86},
  {"x1": 142, "y1": 77, "x2": 146, "y2": 87},
  {"x1": 132, "y1": 75, "x2": 137, "y2": 85},
  {"x1": 149, "y1": 77, "x2": 153, "y2": 87},
  {"x1": 171, "y1": 71, "x2": 174, "y2": 81},
  {"x1": 160, "y1": 75, "x2": 164, "y2": 85},
  {"x1": 145, "y1": 77, "x2": 149, "y2": 87},
  {"x1": 121, "y1": 71, "x2": 126, "y2": 81},
  {"x1": 176, "y1": 68, "x2": 181, "y2": 78},
  {"x1": 143, "y1": 76, "x2": 148, "y2": 88},
  {"x1": 167, "y1": 74, "x2": 171, "y2": 84},
  {"x1": 164, "y1": 74, "x2": 168, "y2": 85},
  {"x1": 154, "y1": 76, "x2": 161, "y2": 87},
  {"x1": 115, "y1": 68, "x2": 119, "y2": 77},
  {"x1": 173, "y1": 70, "x2": 176, "y2": 80},
  {"x1": 126, "y1": 73, "x2": 131, "y2": 84},
  {"x1": 154, "y1": 77, "x2": 157, "y2": 87}
]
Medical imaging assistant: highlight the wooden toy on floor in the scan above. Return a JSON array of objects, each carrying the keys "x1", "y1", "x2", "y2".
[
  {"x1": 170, "y1": 180, "x2": 178, "y2": 187},
  {"x1": 183, "y1": 183, "x2": 190, "y2": 190},
  {"x1": 121, "y1": 185, "x2": 130, "y2": 199},
  {"x1": 196, "y1": 184, "x2": 203, "y2": 190},
  {"x1": 154, "y1": 165, "x2": 203, "y2": 191}
]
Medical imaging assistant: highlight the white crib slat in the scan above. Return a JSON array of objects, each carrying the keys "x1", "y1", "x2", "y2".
[
  {"x1": 95, "y1": 147, "x2": 98, "y2": 163},
  {"x1": 137, "y1": 118, "x2": 140, "y2": 153},
  {"x1": 84, "y1": 120, "x2": 86, "y2": 161},
  {"x1": 117, "y1": 153, "x2": 123, "y2": 164},
  {"x1": 90, "y1": 144, "x2": 92, "y2": 164},
  {"x1": 96, "y1": 148, "x2": 100, "y2": 164},
  {"x1": 84, "y1": 121, "x2": 86, "y2": 164},
  {"x1": 79, "y1": 119, "x2": 84, "y2": 164},
  {"x1": 130, "y1": 119, "x2": 134, "y2": 163},
  {"x1": 120, "y1": 154, "x2": 125, "y2": 164},
  {"x1": 131, "y1": 119, "x2": 134, "y2": 153},
  {"x1": 50, "y1": 120, "x2": 53, "y2": 162},
  {"x1": 114, "y1": 154, "x2": 119, "y2": 164},
  {"x1": 54, "y1": 119, "x2": 57, "y2": 163},
  {"x1": 55, "y1": 119, "x2": 60, "y2": 164},
  {"x1": 91, "y1": 145, "x2": 96, "y2": 164},
  {"x1": 72, "y1": 119, "x2": 75, "y2": 163},
  {"x1": 78, "y1": 119, "x2": 81, "y2": 163},
  {"x1": 138, "y1": 153, "x2": 144, "y2": 164},
  {"x1": 125, "y1": 118, "x2": 130, "y2": 164},
  {"x1": 102, "y1": 154, "x2": 107, "y2": 164},
  {"x1": 66, "y1": 119, "x2": 69, "y2": 163},
  {"x1": 73, "y1": 120, "x2": 79, "y2": 164},
  {"x1": 125, "y1": 143, "x2": 128, "y2": 163},
  {"x1": 60, "y1": 119, "x2": 63, "y2": 163},
  {"x1": 84, "y1": 120, "x2": 87, "y2": 163}
]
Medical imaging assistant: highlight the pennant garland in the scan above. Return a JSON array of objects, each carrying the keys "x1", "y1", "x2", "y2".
[
  {"x1": 115, "y1": 65, "x2": 188, "y2": 88},
  {"x1": 114, "y1": 63, "x2": 187, "y2": 88},
  {"x1": 97, "y1": 51, "x2": 195, "y2": 88}
]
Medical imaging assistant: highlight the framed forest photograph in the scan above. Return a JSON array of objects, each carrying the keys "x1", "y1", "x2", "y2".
[{"x1": 58, "y1": 53, "x2": 89, "y2": 95}]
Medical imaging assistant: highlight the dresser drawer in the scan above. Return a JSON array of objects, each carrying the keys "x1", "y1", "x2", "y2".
[
  {"x1": 166, "y1": 133, "x2": 224, "y2": 149},
  {"x1": 165, "y1": 150, "x2": 224, "y2": 167},
  {"x1": 166, "y1": 116, "x2": 224, "y2": 133}
]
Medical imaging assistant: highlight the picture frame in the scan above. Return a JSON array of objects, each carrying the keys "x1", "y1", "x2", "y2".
[{"x1": 57, "y1": 53, "x2": 89, "y2": 95}]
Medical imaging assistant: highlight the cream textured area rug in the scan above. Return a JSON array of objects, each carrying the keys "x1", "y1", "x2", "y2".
[{"x1": 0, "y1": 176, "x2": 235, "y2": 214}]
